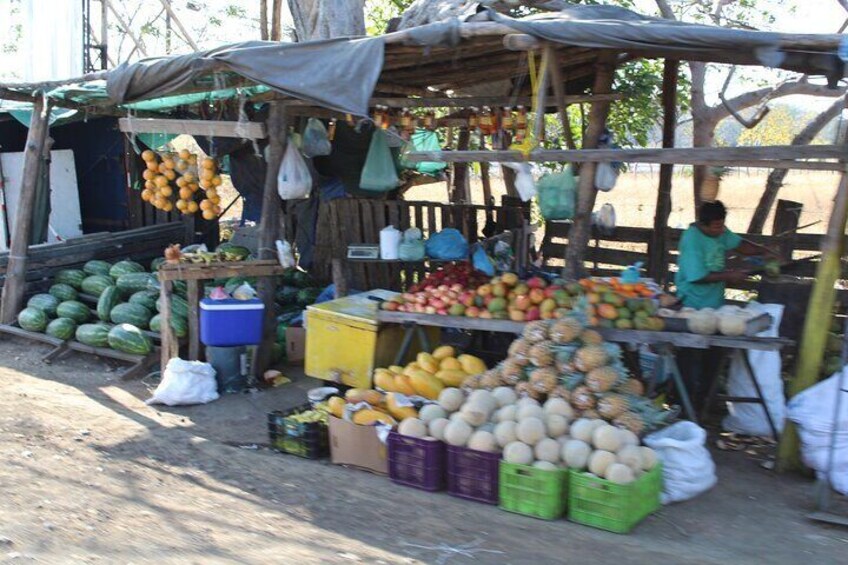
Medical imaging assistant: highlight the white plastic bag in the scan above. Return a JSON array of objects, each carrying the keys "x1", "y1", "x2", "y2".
[
  {"x1": 787, "y1": 370, "x2": 848, "y2": 494},
  {"x1": 302, "y1": 118, "x2": 332, "y2": 157},
  {"x1": 644, "y1": 421, "x2": 717, "y2": 504},
  {"x1": 722, "y1": 303, "x2": 785, "y2": 437},
  {"x1": 277, "y1": 142, "x2": 312, "y2": 200},
  {"x1": 595, "y1": 161, "x2": 619, "y2": 192},
  {"x1": 276, "y1": 240, "x2": 296, "y2": 269},
  {"x1": 146, "y1": 358, "x2": 219, "y2": 406},
  {"x1": 503, "y1": 162, "x2": 537, "y2": 202}
]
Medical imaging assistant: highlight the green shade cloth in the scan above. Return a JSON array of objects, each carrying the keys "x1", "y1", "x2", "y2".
[{"x1": 675, "y1": 224, "x2": 742, "y2": 309}]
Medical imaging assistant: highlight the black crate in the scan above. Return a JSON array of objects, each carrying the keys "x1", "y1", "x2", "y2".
[{"x1": 267, "y1": 403, "x2": 329, "y2": 459}]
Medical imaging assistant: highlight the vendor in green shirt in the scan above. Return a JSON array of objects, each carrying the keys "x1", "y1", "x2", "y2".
[{"x1": 676, "y1": 200, "x2": 773, "y2": 309}]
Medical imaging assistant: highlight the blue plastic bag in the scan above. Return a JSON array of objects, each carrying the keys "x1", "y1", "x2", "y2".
[
  {"x1": 537, "y1": 167, "x2": 577, "y2": 220},
  {"x1": 471, "y1": 244, "x2": 494, "y2": 276},
  {"x1": 425, "y1": 228, "x2": 469, "y2": 260}
]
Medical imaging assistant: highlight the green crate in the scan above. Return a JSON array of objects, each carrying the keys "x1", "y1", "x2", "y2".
[
  {"x1": 568, "y1": 464, "x2": 662, "y2": 534},
  {"x1": 498, "y1": 462, "x2": 569, "y2": 520}
]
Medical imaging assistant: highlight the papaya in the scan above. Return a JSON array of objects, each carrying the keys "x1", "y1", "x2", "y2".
[
  {"x1": 458, "y1": 354, "x2": 487, "y2": 376},
  {"x1": 432, "y1": 345, "x2": 456, "y2": 360},
  {"x1": 345, "y1": 388, "x2": 384, "y2": 407},
  {"x1": 402, "y1": 363, "x2": 423, "y2": 377},
  {"x1": 373, "y1": 369, "x2": 397, "y2": 392},
  {"x1": 352, "y1": 409, "x2": 396, "y2": 427},
  {"x1": 416, "y1": 352, "x2": 439, "y2": 374},
  {"x1": 435, "y1": 369, "x2": 467, "y2": 387},
  {"x1": 385, "y1": 392, "x2": 418, "y2": 420},
  {"x1": 388, "y1": 365, "x2": 406, "y2": 375},
  {"x1": 328, "y1": 396, "x2": 346, "y2": 419},
  {"x1": 394, "y1": 374, "x2": 417, "y2": 396},
  {"x1": 408, "y1": 369, "x2": 445, "y2": 400},
  {"x1": 439, "y1": 357, "x2": 462, "y2": 371}
]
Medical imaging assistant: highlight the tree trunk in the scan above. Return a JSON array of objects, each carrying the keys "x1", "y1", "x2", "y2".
[
  {"x1": 260, "y1": 0, "x2": 269, "y2": 40},
  {"x1": 747, "y1": 96, "x2": 845, "y2": 233},
  {"x1": 451, "y1": 128, "x2": 471, "y2": 203},
  {"x1": 271, "y1": 0, "x2": 283, "y2": 40},
  {"x1": 286, "y1": 0, "x2": 365, "y2": 41}
]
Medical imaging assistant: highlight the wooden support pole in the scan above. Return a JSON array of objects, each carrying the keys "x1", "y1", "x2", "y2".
[
  {"x1": 649, "y1": 59, "x2": 679, "y2": 284},
  {"x1": 547, "y1": 49, "x2": 577, "y2": 150},
  {"x1": 158, "y1": 279, "x2": 177, "y2": 371},
  {"x1": 0, "y1": 96, "x2": 50, "y2": 324},
  {"x1": 533, "y1": 47, "x2": 552, "y2": 144},
  {"x1": 252, "y1": 102, "x2": 288, "y2": 378},
  {"x1": 564, "y1": 56, "x2": 617, "y2": 279},
  {"x1": 452, "y1": 128, "x2": 471, "y2": 203},
  {"x1": 778, "y1": 170, "x2": 848, "y2": 471}
]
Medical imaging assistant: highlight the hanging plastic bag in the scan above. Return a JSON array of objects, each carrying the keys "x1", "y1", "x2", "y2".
[
  {"x1": 425, "y1": 228, "x2": 468, "y2": 261},
  {"x1": 276, "y1": 240, "x2": 296, "y2": 269},
  {"x1": 360, "y1": 129, "x2": 400, "y2": 192},
  {"x1": 277, "y1": 142, "x2": 312, "y2": 200},
  {"x1": 399, "y1": 130, "x2": 448, "y2": 175},
  {"x1": 146, "y1": 358, "x2": 219, "y2": 406},
  {"x1": 302, "y1": 118, "x2": 332, "y2": 158},
  {"x1": 502, "y1": 162, "x2": 537, "y2": 202},
  {"x1": 399, "y1": 240, "x2": 426, "y2": 261},
  {"x1": 537, "y1": 167, "x2": 577, "y2": 220},
  {"x1": 644, "y1": 421, "x2": 717, "y2": 504},
  {"x1": 471, "y1": 244, "x2": 495, "y2": 276},
  {"x1": 595, "y1": 161, "x2": 620, "y2": 192}
]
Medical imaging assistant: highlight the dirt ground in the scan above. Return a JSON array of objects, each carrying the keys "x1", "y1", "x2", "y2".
[{"x1": 2, "y1": 338, "x2": 848, "y2": 564}]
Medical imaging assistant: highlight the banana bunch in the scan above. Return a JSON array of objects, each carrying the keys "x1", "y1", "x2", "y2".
[
  {"x1": 181, "y1": 250, "x2": 220, "y2": 264},
  {"x1": 288, "y1": 408, "x2": 329, "y2": 425},
  {"x1": 220, "y1": 250, "x2": 247, "y2": 262}
]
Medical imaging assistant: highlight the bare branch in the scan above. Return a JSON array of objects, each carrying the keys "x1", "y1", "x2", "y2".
[
  {"x1": 654, "y1": 0, "x2": 677, "y2": 20},
  {"x1": 706, "y1": 80, "x2": 846, "y2": 125},
  {"x1": 838, "y1": 0, "x2": 848, "y2": 13}
]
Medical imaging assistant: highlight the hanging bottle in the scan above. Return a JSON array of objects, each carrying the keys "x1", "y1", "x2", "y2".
[
  {"x1": 515, "y1": 106, "x2": 528, "y2": 141},
  {"x1": 501, "y1": 107, "x2": 514, "y2": 132},
  {"x1": 468, "y1": 107, "x2": 479, "y2": 131},
  {"x1": 328, "y1": 119, "x2": 337, "y2": 141}
]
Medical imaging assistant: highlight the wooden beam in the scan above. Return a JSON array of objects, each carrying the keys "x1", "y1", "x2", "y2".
[
  {"x1": 503, "y1": 33, "x2": 542, "y2": 51},
  {"x1": 0, "y1": 96, "x2": 51, "y2": 324},
  {"x1": 277, "y1": 94, "x2": 623, "y2": 109},
  {"x1": 533, "y1": 47, "x2": 552, "y2": 143},
  {"x1": 565, "y1": 55, "x2": 617, "y2": 279},
  {"x1": 400, "y1": 145, "x2": 847, "y2": 171},
  {"x1": 650, "y1": 59, "x2": 679, "y2": 283},
  {"x1": 252, "y1": 103, "x2": 288, "y2": 378},
  {"x1": 547, "y1": 49, "x2": 577, "y2": 150},
  {"x1": 118, "y1": 118, "x2": 267, "y2": 139}
]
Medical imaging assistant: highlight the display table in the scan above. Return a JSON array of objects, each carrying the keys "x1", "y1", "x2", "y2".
[{"x1": 376, "y1": 311, "x2": 793, "y2": 436}]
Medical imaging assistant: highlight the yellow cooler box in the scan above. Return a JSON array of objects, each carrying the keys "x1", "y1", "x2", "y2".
[{"x1": 305, "y1": 290, "x2": 437, "y2": 389}]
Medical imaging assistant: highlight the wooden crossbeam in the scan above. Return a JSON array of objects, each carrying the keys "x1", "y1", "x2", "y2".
[{"x1": 118, "y1": 118, "x2": 267, "y2": 139}]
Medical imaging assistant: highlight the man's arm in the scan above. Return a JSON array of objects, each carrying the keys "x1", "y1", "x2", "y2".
[
  {"x1": 695, "y1": 270, "x2": 750, "y2": 284},
  {"x1": 735, "y1": 240, "x2": 775, "y2": 257}
]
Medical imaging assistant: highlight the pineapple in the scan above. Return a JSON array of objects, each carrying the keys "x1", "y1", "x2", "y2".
[
  {"x1": 462, "y1": 374, "x2": 482, "y2": 390},
  {"x1": 585, "y1": 366, "x2": 624, "y2": 393},
  {"x1": 612, "y1": 411, "x2": 645, "y2": 436},
  {"x1": 613, "y1": 404, "x2": 675, "y2": 436},
  {"x1": 480, "y1": 369, "x2": 502, "y2": 389},
  {"x1": 515, "y1": 381, "x2": 543, "y2": 400},
  {"x1": 562, "y1": 371, "x2": 586, "y2": 391},
  {"x1": 571, "y1": 385, "x2": 596, "y2": 410},
  {"x1": 574, "y1": 345, "x2": 609, "y2": 372},
  {"x1": 580, "y1": 329, "x2": 604, "y2": 345},
  {"x1": 616, "y1": 378, "x2": 646, "y2": 396},
  {"x1": 597, "y1": 393, "x2": 629, "y2": 420},
  {"x1": 554, "y1": 345, "x2": 578, "y2": 373},
  {"x1": 548, "y1": 385, "x2": 571, "y2": 402},
  {"x1": 500, "y1": 359, "x2": 526, "y2": 385},
  {"x1": 523, "y1": 320, "x2": 549, "y2": 343},
  {"x1": 508, "y1": 338, "x2": 531, "y2": 359},
  {"x1": 528, "y1": 341, "x2": 555, "y2": 367},
  {"x1": 529, "y1": 367, "x2": 558, "y2": 394},
  {"x1": 549, "y1": 318, "x2": 584, "y2": 345},
  {"x1": 582, "y1": 408, "x2": 601, "y2": 420}
]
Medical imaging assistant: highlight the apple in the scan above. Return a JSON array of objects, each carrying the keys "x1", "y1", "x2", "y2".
[
  {"x1": 438, "y1": 284, "x2": 449, "y2": 292},
  {"x1": 465, "y1": 306, "x2": 480, "y2": 318},
  {"x1": 544, "y1": 285, "x2": 561, "y2": 299},
  {"x1": 460, "y1": 292, "x2": 475, "y2": 307},
  {"x1": 492, "y1": 282, "x2": 508, "y2": 298},
  {"x1": 430, "y1": 298, "x2": 446, "y2": 310},
  {"x1": 526, "y1": 276, "x2": 547, "y2": 290},
  {"x1": 478, "y1": 310, "x2": 493, "y2": 319},
  {"x1": 451, "y1": 284, "x2": 464, "y2": 293},
  {"x1": 502, "y1": 272, "x2": 519, "y2": 286},
  {"x1": 383, "y1": 301, "x2": 399, "y2": 311},
  {"x1": 514, "y1": 283, "x2": 529, "y2": 296},
  {"x1": 525, "y1": 306, "x2": 541, "y2": 321},
  {"x1": 508, "y1": 309, "x2": 526, "y2": 322},
  {"x1": 529, "y1": 288, "x2": 546, "y2": 305},
  {"x1": 425, "y1": 306, "x2": 437, "y2": 315},
  {"x1": 512, "y1": 294, "x2": 531, "y2": 311},
  {"x1": 539, "y1": 298, "x2": 557, "y2": 314},
  {"x1": 477, "y1": 284, "x2": 493, "y2": 297},
  {"x1": 437, "y1": 308, "x2": 448, "y2": 316},
  {"x1": 402, "y1": 293, "x2": 416, "y2": 302},
  {"x1": 541, "y1": 311, "x2": 555, "y2": 320}
]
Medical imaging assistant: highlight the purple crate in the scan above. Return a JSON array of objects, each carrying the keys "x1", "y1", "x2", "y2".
[
  {"x1": 387, "y1": 432, "x2": 446, "y2": 492},
  {"x1": 447, "y1": 445, "x2": 500, "y2": 504}
]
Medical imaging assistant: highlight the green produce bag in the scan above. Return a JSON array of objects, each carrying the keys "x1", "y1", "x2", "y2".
[
  {"x1": 537, "y1": 167, "x2": 577, "y2": 221},
  {"x1": 399, "y1": 130, "x2": 447, "y2": 176},
  {"x1": 360, "y1": 129, "x2": 400, "y2": 192}
]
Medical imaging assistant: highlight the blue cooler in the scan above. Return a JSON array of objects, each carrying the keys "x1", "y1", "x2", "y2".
[{"x1": 200, "y1": 298, "x2": 265, "y2": 346}]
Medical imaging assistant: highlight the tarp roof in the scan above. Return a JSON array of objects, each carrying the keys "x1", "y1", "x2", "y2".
[{"x1": 1, "y1": 4, "x2": 844, "y2": 117}]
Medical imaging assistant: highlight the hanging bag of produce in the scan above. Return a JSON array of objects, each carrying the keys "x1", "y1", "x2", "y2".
[
  {"x1": 277, "y1": 142, "x2": 312, "y2": 200},
  {"x1": 360, "y1": 129, "x2": 400, "y2": 192},
  {"x1": 302, "y1": 118, "x2": 332, "y2": 158},
  {"x1": 398, "y1": 130, "x2": 447, "y2": 175},
  {"x1": 537, "y1": 166, "x2": 577, "y2": 220}
]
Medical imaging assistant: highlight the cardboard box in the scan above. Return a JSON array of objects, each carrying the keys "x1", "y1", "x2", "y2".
[
  {"x1": 328, "y1": 416, "x2": 388, "y2": 475},
  {"x1": 285, "y1": 327, "x2": 306, "y2": 363}
]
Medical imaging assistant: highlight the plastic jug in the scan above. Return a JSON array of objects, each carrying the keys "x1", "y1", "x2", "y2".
[{"x1": 379, "y1": 225, "x2": 401, "y2": 260}]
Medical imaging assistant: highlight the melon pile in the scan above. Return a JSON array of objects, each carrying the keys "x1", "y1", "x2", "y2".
[
  {"x1": 139, "y1": 149, "x2": 223, "y2": 220},
  {"x1": 393, "y1": 385, "x2": 658, "y2": 484},
  {"x1": 463, "y1": 317, "x2": 673, "y2": 437}
]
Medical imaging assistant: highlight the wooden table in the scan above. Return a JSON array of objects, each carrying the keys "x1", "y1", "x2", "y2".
[
  {"x1": 157, "y1": 260, "x2": 287, "y2": 371},
  {"x1": 376, "y1": 311, "x2": 793, "y2": 436}
]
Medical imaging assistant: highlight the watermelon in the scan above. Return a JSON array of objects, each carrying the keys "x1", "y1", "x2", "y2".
[
  {"x1": 76, "y1": 323, "x2": 111, "y2": 347},
  {"x1": 81, "y1": 275, "x2": 114, "y2": 297},
  {"x1": 155, "y1": 294, "x2": 188, "y2": 319},
  {"x1": 55, "y1": 269, "x2": 87, "y2": 289},
  {"x1": 116, "y1": 273, "x2": 156, "y2": 296},
  {"x1": 56, "y1": 300, "x2": 91, "y2": 323},
  {"x1": 108, "y1": 323, "x2": 153, "y2": 355},
  {"x1": 96, "y1": 286, "x2": 121, "y2": 321},
  {"x1": 27, "y1": 293, "x2": 60, "y2": 317},
  {"x1": 109, "y1": 260, "x2": 145, "y2": 279},
  {"x1": 296, "y1": 287, "x2": 322, "y2": 307},
  {"x1": 83, "y1": 260, "x2": 112, "y2": 277},
  {"x1": 275, "y1": 286, "x2": 299, "y2": 305},
  {"x1": 173, "y1": 280, "x2": 187, "y2": 297},
  {"x1": 110, "y1": 302, "x2": 152, "y2": 329},
  {"x1": 150, "y1": 257, "x2": 166, "y2": 271},
  {"x1": 218, "y1": 244, "x2": 251, "y2": 261},
  {"x1": 18, "y1": 307, "x2": 48, "y2": 332},
  {"x1": 149, "y1": 313, "x2": 188, "y2": 338},
  {"x1": 128, "y1": 290, "x2": 159, "y2": 312},
  {"x1": 46, "y1": 318, "x2": 77, "y2": 340}
]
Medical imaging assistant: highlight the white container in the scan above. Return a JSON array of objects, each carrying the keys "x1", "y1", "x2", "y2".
[{"x1": 379, "y1": 225, "x2": 401, "y2": 260}]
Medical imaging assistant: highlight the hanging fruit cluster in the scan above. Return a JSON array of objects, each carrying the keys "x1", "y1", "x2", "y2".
[{"x1": 139, "y1": 149, "x2": 223, "y2": 220}]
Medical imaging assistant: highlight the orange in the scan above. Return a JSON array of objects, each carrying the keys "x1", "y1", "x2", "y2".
[
  {"x1": 199, "y1": 199, "x2": 213, "y2": 211},
  {"x1": 199, "y1": 169, "x2": 214, "y2": 182},
  {"x1": 178, "y1": 187, "x2": 193, "y2": 200},
  {"x1": 175, "y1": 199, "x2": 187, "y2": 211},
  {"x1": 201, "y1": 157, "x2": 216, "y2": 170},
  {"x1": 159, "y1": 185, "x2": 173, "y2": 197},
  {"x1": 178, "y1": 149, "x2": 191, "y2": 160},
  {"x1": 175, "y1": 176, "x2": 187, "y2": 188},
  {"x1": 212, "y1": 175, "x2": 222, "y2": 187},
  {"x1": 146, "y1": 161, "x2": 159, "y2": 172},
  {"x1": 202, "y1": 209, "x2": 216, "y2": 220},
  {"x1": 154, "y1": 175, "x2": 169, "y2": 188},
  {"x1": 141, "y1": 149, "x2": 155, "y2": 162},
  {"x1": 186, "y1": 201, "x2": 199, "y2": 213},
  {"x1": 163, "y1": 169, "x2": 176, "y2": 181}
]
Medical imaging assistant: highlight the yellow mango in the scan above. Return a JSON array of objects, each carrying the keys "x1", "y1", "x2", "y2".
[
  {"x1": 432, "y1": 345, "x2": 456, "y2": 360},
  {"x1": 388, "y1": 365, "x2": 406, "y2": 375},
  {"x1": 373, "y1": 369, "x2": 397, "y2": 392},
  {"x1": 394, "y1": 374, "x2": 417, "y2": 396},
  {"x1": 458, "y1": 354, "x2": 487, "y2": 376},
  {"x1": 417, "y1": 353, "x2": 439, "y2": 374},
  {"x1": 346, "y1": 388, "x2": 384, "y2": 407},
  {"x1": 408, "y1": 369, "x2": 445, "y2": 400},
  {"x1": 435, "y1": 369, "x2": 467, "y2": 388},
  {"x1": 439, "y1": 357, "x2": 462, "y2": 371},
  {"x1": 352, "y1": 409, "x2": 396, "y2": 427},
  {"x1": 328, "y1": 396, "x2": 346, "y2": 419},
  {"x1": 403, "y1": 363, "x2": 423, "y2": 377},
  {"x1": 385, "y1": 392, "x2": 418, "y2": 420}
]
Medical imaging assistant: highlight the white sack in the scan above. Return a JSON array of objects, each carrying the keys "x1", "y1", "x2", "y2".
[
  {"x1": 644, "y1": 421, "x2": 717, "y2": 504},
  {"x1": 147, "y1": 358, "x2": 219, "y2": 406}
]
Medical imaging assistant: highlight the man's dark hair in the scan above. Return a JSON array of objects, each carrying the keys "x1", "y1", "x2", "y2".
[{"x1": 698, "y1": 200, "x2": 727, "y2": 224}]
